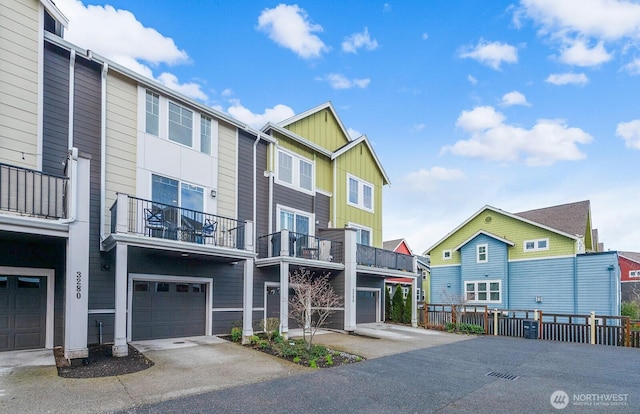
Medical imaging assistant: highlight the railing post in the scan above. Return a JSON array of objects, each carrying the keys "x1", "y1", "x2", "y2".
[
  {"x1": 590, "y1": 311, "x2": 596, "y2": 345},
  {"x1": 493, "y1": 308, "x2": 498, "y2": 336},
  {"x1": 115, "y1": 193, "x2": 129, "y2": 233},
  {"x1": 244, "y1": 220, "x2": 254, "y2": 252},
  {"x1": 280, "y1": 229, "x2": 289, "y2": 256}
]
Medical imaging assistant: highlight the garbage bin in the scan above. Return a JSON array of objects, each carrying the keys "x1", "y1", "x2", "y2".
[{"x1": 523, "y1": 319, "x2": 539, "y2": 339}]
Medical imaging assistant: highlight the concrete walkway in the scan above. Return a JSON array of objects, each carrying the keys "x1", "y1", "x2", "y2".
[{"x1": 0, "y1": 324, "x2": 459, "y2": 414}]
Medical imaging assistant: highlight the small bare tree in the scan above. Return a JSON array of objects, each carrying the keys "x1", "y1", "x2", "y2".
[
  {"x1": 440, "y1": 287, "x2": 468, "y2": 332},
  {"x1": 289, "y1": 268, "x2": 342, "y2": 349}
]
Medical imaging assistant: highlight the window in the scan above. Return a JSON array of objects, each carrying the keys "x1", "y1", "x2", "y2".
[
  {"x1": 347, "y1": 174, "x2": 374, "y2": 212},
  {"x1": 145, "y1": 91, "x2": 159, "y2": 135},
  {"x1": 350, "y1": 223, "x2": 372, "y2": 246},
  {"x1": 0, "y1": 276, "x2": 7, "y2": 288},
  {"x1": 278, "y1": 207, "x2": 312, "y2": 235},
  {"x1": 276, "y1": 149, "x2": 314, "y2": 193},
  {"x1": 156, "y1": 283, "x2": 170, "y2": 292},
  {"x1": 134, "y1": 282, "x2": 149, "y2": 292},
  {"x1": 524, "y1": 238, "x2": 549, "y2": 252},
  {"x1": 443, "y1": 250, "x2": 452, "y2": 260},
  {"x1": 465, "y1": 280, "x2": 501, "y2": 303},
  {"x1": 201, "y1": 116, "x2": 212, "y2": 154},
  {"x1": 630, "y1": 270, "x2": 640, "y2": 278},
  {"x1": 152, "y1": 174, "x2": 204, "y2": 212},
  {"x1": 168, "y1": 102, "x2": 193, "y2": 146},
  {"x1": 477, "y1": 244, "x2": 488, "y2": 263}
]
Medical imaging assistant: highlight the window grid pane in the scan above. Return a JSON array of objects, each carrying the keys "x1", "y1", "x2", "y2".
[
  {"x1": 299, "y1": 160, "x2": 312, "y2": 191},
  {"x1": 349, "y1": 178, "x2": 359, "y2": 204},
  {"x1": 278, "y1": 152, "x2": 293, "y2": 184},
  {"x1": 168, "y1": 102, "x2": 193, "y2": 147},
  {"x1": 363, "y1": 185, "x2": 372, "y2": 209},
  {"x1": 201, "y1": 116, "x2": 211, "y2": 154},
  {"x1": 152, "y1": 174, "x2": 179, "y2": 206},
  {"x1": 145, "y1": 91, "x2": 159, "y2": 135}
]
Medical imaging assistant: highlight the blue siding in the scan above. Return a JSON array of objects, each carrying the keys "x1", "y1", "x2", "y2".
[
  {"x1": 509, "y1": 257, "x2": 576, "y2": 313},
  {"x1": 430, "y1": 265, "x2": 461, "y2": 303},
  {"x1": 576, "y1": 252, "x2": 620, "y2": 315},
  {"x1": 460, "y1": 234, "x2": 508, "y2": 307}
]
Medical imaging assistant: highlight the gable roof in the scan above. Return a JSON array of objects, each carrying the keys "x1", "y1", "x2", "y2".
[
  {"x1": 261, "y1": 122, "x2": 333, "y2": 157},
  {"x1": 515, "y1": 200, "x2": 591, "y2": 237},
  {"x1": 453, "y1": 230, "x2": 515, "y2": 251},
  {"x1": 277, "y1": 102, "x2": 352, "y2": 144},
  {"x1": 332, "y1": 135, "x2": 390, "y2": 185},
  {"x1": 619, "y1": 251, "x2": 640, "y2": 264},
  {"x1": 424, "y1": 204, "x2": 579, "y2": 255},
  {"x1": 383, "y1": 238, "x2": 413, "y2": 254}
]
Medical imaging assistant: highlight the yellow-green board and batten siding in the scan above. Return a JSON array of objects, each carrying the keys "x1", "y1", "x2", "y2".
[
  {"x1": 429, "y1": 208, "x2": 577, "y2": 267},
  {"x1": 285, "y1": 109, "x2": 350, "y2": 152}
]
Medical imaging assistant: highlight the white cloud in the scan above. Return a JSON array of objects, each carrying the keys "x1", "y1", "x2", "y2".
[
  {"x1": 55, "y1": 0, "x2": 209, "y2": 101},
  {"x1": 383, "y1": 3, "x2": 392, "y2": 13},
  {"x1": 501, "y1": 91, "x2": 531, "y2": 107},
  {"x1": 459, "y1": 39, "x2": 518, "y2": 70},
  {"x1": 221, "y1": 88, "x2": 233, "y2": 97},
  {"x1": 347, "y1": 127, "x2": 362, "y2": 139},
  {"x1": 621, "y1": 58, "x2": 640, "y2": 75},
  {"x1": 257, "y1": 4, "x2": 329, "y2": 59},
  {"x1": 411, "y1": 124, "x2": 426, "y2": 133},
  {"x1": 545, "y1": 72, "x2": 589, "y2": 85},
  {"x1": 559, "y1": 40, "x2": 612, "y2": 66},
  {"x1": 156, "y1": 73, "x2": 208, "y2": 101},
  {"x1": 443, "y1": 106, "x2": 593, "y2": 166},
  {"x1": 342, "y1": 27, "x2": 379, "y2": 53},
  {"x1": 319, "y1": 73, "x2": 371, "y2": 89},
  {"x1": 467, "y1": 74, "x2": 478, "y2": 84},
  {"x1": 422, "y1": 33, "x2": 429, "y2": 40},
  {"x1": 226, "y1": 100, "x2": 295, "y2": 129},
  {"x1": 616, "y1": 119, "x2": 640, "y2": 149},
  {"x1": 403, "y1": 167, "x2": 466, "y2": 193},
  {"x1": 518, "y1": 0, "x2": 640, "y2": 41}
]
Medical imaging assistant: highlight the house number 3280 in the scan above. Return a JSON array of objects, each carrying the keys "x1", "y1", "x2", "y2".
[{"x1": 76, "y1": 271, "x2": 82, "y2": 299}]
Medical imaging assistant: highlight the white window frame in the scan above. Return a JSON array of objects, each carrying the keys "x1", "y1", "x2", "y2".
[
  {"x1": 168, "y1": 101, "x2": 194, "y2": 147},
  {"x1": 523, "y1": 238, "x2": 550, "y2": 252},
  {"x1": 346, "y1": 174, "x2": 374, "y2": 213},
  {"x1": 151, "y1": 173, "x2": 205, "y2": 212},
  {"x1": 476, "y1": 243, "x2": 488, "y2": 263},
  {"x1": 630, "y1": 270, "x2": 640, "y2": 278},
  {"x1": 275, "y1": 148, "x2": 315, "y2": 195},
  {"x1": 465, "y1": 280, "x2": 501, "y2": 304},
  {"x1": 349, "y1": 222, "x2": 372, "y2": 246},
  {"x1": 443, "y1": 249, "x2": 452, "y2": 260},
  {"x1": 276, "y1": 205, "x2": 315, "y2": 236},
  {"x1": 200, "y1": 115, "x2": 212, "y2": 155},
  {"x1": 145, "y1": 90, "x2": 160, "y2": 136}
]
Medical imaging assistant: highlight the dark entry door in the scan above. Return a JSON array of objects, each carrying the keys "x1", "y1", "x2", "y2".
[
  {"x1": 356, "y1": 290, "x2": 377, "y2": 323},
  {"x1": 0, "y1": 276, "x2": 47, "y2": 351}
]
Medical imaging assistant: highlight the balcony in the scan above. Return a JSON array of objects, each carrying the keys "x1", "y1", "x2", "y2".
[
  {"x1": 0, "y1": 162, "x2": 68, "y2": 220},
  {"x1": 357, "y1": 244, "x2": 414, "y2": 272},
  {"x1": 257, "y1": 230, "x2": 344, "y2": 263},
  {"x1": 110, "y1": 195, "x2": 246, "y2": 250}
]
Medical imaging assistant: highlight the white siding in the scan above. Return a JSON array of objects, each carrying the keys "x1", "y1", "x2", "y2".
[{"x1": 0, "y1": 0, "x2": 39, "y2": 168}]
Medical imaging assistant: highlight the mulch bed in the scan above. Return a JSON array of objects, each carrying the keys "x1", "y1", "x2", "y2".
[{"x1": 54, "y1": 344, "x2": 154, "y2": 378}]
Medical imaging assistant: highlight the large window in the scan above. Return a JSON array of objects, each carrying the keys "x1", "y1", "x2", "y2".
[
  {"x1": 523, "y1": 238, "x2": 549, "y2": 252},
  {"x1": 152, "y1": 174, "x2": 203, "y2": 212},
  {"x1": 350, "y1": 223, "x2": 372, "y2": 246},
  {"x1": 278, "y1": 207, "x2": 312, "y2": 235},
  {"x1": 145, "y1": 91, "x2": 159, "y2": 136},
  {"x1": 276, "y1": 149, "x2": 314, "y2": 193},
  {"x1": 168, "y1": 102, "x2": 193, "y2": 147},
  {"x1": 476, "y1": 244, "x2": 488, "y2": 263},
  {"x1": 465, "y1": 280, "x2": 501, "y2": 303},
  {"x1": 200, "y1": 116, "x2": 212, "y2": 155},
  {"x1": 347, "y1": 174, "x2": 374, "y2": 212}
]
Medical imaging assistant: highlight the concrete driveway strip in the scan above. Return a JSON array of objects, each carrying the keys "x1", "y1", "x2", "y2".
[
  {"x1": 119, "y1": 335, "x2": 640, "y2": 414},
  {"x1": 0, "y1": 336, "x2": 306, "y2": 414}
]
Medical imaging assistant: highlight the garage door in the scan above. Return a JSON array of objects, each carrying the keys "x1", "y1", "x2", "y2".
[
  {"x1": 356, "y1": 290, "x2": 377, "y2": 323},
  {"x1": 132, "y1": 280, "x2": 207, "y2": 341},
  {"x1": 0, "y1": 276, "x2": 47, "y2": 351}
]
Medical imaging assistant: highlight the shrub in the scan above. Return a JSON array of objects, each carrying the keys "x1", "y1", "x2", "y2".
[
  {"x1": 325, "y1": 353, "x2": 333, "y2": 366},
  {"x1": 258, "y1": 339, "x2": 269, "y2": 349},
  {"x1": 385, "y1": 288, "x2": 392, "y2": 321},
  {"x1": 293, "y1": 356, "x2": 300, "y2": 363},
  {"x1": 230, "y1": 327, "x2": 242, "y2": 342},
  {"x1": 249, "y1": 335, "x2": 260, "y2": 345},
  {"x1": 272, "y1": 330, "x2": 283, "y2": 344},
  {"x1": 622, "y1": 302, "x2": 640, "y2": 319},
  {"x1": 402, "y1": 286, "x2": 412, "y2": 324},
  {"x1": 309, "y1": 359, "x2": 318, "y2": 369},
  {"x1": 392, "y1": 285, "x2": 404, "y2": 322},
  {"x1": 446, "y1": 322, "x2": 484, "y2": 335},
  {"x1": 260, "y1": 317, "x2": 280, "y2": 341}
]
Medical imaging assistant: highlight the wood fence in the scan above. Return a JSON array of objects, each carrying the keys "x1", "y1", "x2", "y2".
[{"x1": 423, "y1": 304, "x2": 638, "y2": 348}]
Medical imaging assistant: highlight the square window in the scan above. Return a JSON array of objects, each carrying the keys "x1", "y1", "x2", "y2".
[
  {"x1": 443, "y1": 250, "x2": 452, "y2": 260},
  {"x1": 347, "y1": 174, "x2": 374, "y2": 212},
  {"x1": 525, "y1": 241, "x2": 535, "y2": 250},
  {"x1": 537, "y1": 239, "x2": 547, "y2": 249}
]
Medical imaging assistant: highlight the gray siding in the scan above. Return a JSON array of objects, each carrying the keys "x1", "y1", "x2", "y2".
[
  {"x1": 42, "y1": 42, "x2": 69, "y2": 175},
  {"x1": 237, "y1": 131, "x2": 269, "y2": 241},
  {"x1": 315, "y1": 193, "x2": 331, "y2": 232},
  {"x1": 273, "y1": 184, "x2": 314, "y2": 227}
]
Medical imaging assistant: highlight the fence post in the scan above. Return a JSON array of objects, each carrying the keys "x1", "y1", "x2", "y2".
[
  {"x1": 625, "y1": 317, "x2": 631, "y2": 348},
  {"x1": 484, "y1": 306, "x2": 488, "y2": 335},
  {"x1": 538, "y1": 310, "x2": 543, "y2": 339},
  {"x1": 590, "y1": 311, "x2": 596, "y2": 345},
  {"x1": 493, "y1": 308, "x2": 498, "y2": 336}
]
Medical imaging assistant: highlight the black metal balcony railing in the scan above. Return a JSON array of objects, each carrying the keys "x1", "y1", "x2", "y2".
[
  {"x1": 110, "y1": 195, "x2": 245, "y2": 249},
  {"x1": 0, "y1": 162, "x2": 68, "y2": 219},
  {"x1": 257, "y1": 231, "x2": 344, "y2": 263},
  {"x1": 357, "y1": 244, "x2": 414, "y2": 272}
]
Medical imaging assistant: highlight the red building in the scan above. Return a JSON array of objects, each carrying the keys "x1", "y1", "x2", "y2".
[{"x1": 619, "y1": 251, "x2": 640, "y2": 302}]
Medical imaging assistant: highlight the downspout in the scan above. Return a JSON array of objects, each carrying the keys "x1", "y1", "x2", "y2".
[
  {"x1": 332, "y1": 158, "x2": 337, "y2": 228},
  {"x1": 573, "y1": 255, "x2": 578, "y2": 313},
  {"x1": 268, "y1": 142, "x2": 274, "y2": 236},
  {"x1": 67, "y1": 49, "x2": 75, "y2": 151},
  {"x1": 99, "y1": 62, "x2": 108, "y2": 248},
  {"x1": 252, "y1": 134, "x2": 260, "y2": 245}
]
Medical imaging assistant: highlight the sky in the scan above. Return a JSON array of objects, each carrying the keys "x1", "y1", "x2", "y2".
[{"x1": 54, "y1": 0, "x2": 640, "y2": 254}]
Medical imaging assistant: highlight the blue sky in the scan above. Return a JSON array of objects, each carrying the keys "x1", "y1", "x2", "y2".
[{"x1": 55, "y1": 0, "x2": 640, "y2": 253}]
